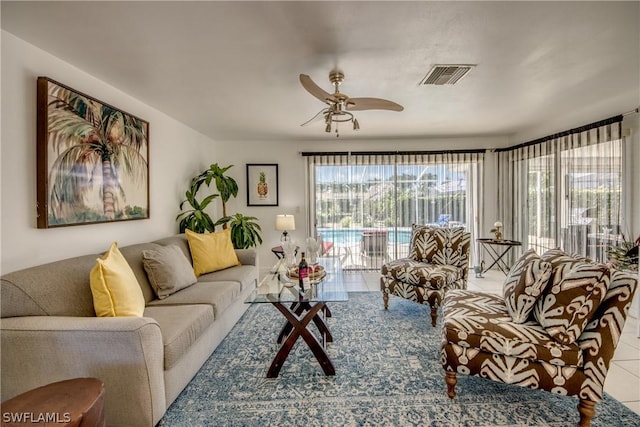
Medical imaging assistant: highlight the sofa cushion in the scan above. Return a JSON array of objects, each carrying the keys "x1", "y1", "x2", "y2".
[
  {"x1": 441, "y1": 342, "x2": 589, "y2": 397},
  {"x1": 90, "y1": 242, "x2": 145, "y2": 317},
  {"x1": 146, "y1": 281, "x2": 241, "y2": 318},
  {"x1": 142, "y1": 244, "x2": 197, "y2": 299},
  {"x1": 153, "y1": 235, "x2": 193, "y2": 263},
  {"x1": 503, "y1": 249, "x2": 553, "y2": 323},
  {"x1": 118, "y1": 242, "x2": 165, "y2": 304},
  {"x1": 533, "y1": 250, "x2": 610, "y2": 345},
  {"x1": 186, "y1": 229, "x2": 240, "y2": 276},
  {"x1": 143, "y1": 304, "x2": 214, "y2": 370},
  {"x1": 1, "y1": 254, "x2": 98, "y2": 318},
  {"x1": 154, "y1": 234, "x2": 257, "y2": 271},
  {"x1": 443, "y1": 290, "x2": 583, "y2": 367},
  {"x1": 197, "y1": 265, "x2": 257, "y2": 291},
  {"x1": 381, "y1": 258, "x2": 461, "y2": 289},
  {"x1": 409, "y1": 225, "x2": 468, "y2": 267}
]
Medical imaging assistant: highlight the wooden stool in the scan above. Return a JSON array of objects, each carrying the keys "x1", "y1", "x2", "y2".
[{"x1": 1, "y1": 378, "x2": 105, "y2": 427}]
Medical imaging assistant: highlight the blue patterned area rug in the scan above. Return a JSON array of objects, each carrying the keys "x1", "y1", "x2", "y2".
[{"x1": 159, "y1": 292, "x2": 639, "y2": 426}]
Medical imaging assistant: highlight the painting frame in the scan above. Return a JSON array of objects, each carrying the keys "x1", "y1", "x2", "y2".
[
  {"x1": 36, "y1": 77, "x2": 150, "y2": 228},
  {"x1": 246, "y1": 163, "x2": 278, "y2": 206}
]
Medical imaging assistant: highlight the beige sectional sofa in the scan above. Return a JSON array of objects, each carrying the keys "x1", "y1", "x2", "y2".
[{"x1": 0, "y1": 234, "x2": 258, "y2": 427}]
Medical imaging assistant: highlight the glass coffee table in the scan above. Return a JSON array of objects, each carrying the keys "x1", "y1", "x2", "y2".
[{"x1": 245, "y1": 257, "x2": 348, "y2": 378}]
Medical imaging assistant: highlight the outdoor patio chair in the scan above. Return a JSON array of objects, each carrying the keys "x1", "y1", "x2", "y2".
[
  {"x1": 361, "y1": 229, "x2": 389, "y2": 268},
  {"x1": 315, "y1": 232, "x2": 334, "y2": 257}
]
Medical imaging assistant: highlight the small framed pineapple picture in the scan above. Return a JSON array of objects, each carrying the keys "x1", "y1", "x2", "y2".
[{"x1": 246, "y1": 163, "x2": 279, "y2": 206}]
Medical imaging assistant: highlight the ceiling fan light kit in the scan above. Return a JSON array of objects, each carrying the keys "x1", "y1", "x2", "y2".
[{"x1": 300, "y1": 69, "x2": 403, "y2": 137}]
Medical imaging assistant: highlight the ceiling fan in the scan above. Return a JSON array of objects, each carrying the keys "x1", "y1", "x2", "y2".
[{"x1": 299, "y1": 69, "x2": 404, "y2": 137}]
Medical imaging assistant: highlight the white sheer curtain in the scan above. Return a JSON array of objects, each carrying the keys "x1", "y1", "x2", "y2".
[
  {"x1": 394, "y1": 152, "x2": 483, "y2": 265},
  {"x1": 305, "y1": 151, "x2": 484, "y2": 270},
  {"x1": 497, "y1": 118, "x2": 625, "y2": 263},
  {"x1": 306, "y1": 153, "x2": 396, "y2": 270},
  {"x1": 497, "y1": 140, "x2": 557, "y2": 255}
]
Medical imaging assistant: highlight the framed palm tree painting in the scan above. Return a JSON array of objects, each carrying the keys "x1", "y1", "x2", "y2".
[{"x1": 36, "y1": 77, "x2": 149, "y2": 228}]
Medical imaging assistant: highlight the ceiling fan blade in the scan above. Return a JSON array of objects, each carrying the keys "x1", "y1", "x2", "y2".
[
  {"x1": 300, "y1": 74, "x2": 336, "y2": 104},
  {"x1": 300, "y1": 108, "x2": 328, "y2": 127},
  {"x1": 346, "y1": 97, "x2": 404, "y2": 112}
]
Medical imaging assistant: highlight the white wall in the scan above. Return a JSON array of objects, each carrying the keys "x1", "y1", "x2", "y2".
[
  {"x1": 0, "y1": 31, "x2": 217, "y2": 273},
  {"x1": 218, "y1": 136, "x2": 508, "y2": 274}
]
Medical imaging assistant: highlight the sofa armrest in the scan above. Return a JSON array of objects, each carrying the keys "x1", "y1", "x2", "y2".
[
  {"x1": 458, "y1": 233, "x2": 472, "y2": 280},
  {"x1": 578, "y1": 271, "x2": 638, "y2": 396},
  {"x1": 1, "y1": 316, "x2": 166, "y2": 427},
  {"x1": 235, "y1": 248, "x2": 258, "y2": 266}
]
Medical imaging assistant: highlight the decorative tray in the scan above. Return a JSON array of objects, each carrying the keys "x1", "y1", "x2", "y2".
[{"x1": 287, "y1": 265, "x2": 326, "y2": 281}]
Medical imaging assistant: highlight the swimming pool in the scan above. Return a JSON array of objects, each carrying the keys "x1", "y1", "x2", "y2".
[{"x1": 317, "y1": 227, "x2": 412, "y2": 245}]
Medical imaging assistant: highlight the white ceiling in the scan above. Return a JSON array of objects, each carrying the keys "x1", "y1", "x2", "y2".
[{"x1": 2, "y1": 1, "x2": 639, "y2": 144}]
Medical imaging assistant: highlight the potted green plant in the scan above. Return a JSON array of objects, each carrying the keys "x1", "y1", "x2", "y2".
[
  {"x1": 608, "y1": 234, "x2": 639, "y2": 271},
  {"x1": 216, "y1": 213, "x2": 263, "y2": 249},
  {"x1": 176, "y1": 175, "x2": 218, "y2": 233},
  {"x1": 177, "y1": 164, "x2": 263, "y2": 248},
  {"x1": 202, "y1": 163, "x2": 238, "y2": 226}
]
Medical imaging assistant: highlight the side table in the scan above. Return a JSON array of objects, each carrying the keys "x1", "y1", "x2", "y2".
[
  {"x1": 477, "y1": 238, "x2": 522, "y2": 275},
  {"x1": 271, "y1": 245, "x2": 299, "y2": 260},
  {"x1": 1, "y1": 378, "x2": 105, "y2": 427}
]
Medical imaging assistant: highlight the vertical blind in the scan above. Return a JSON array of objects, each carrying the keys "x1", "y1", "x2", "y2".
[{"x1": 305, "y1": 151, "x2": 484, "y2": 270}]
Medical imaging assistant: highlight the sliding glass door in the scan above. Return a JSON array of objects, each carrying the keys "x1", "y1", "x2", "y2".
[
  {"x1": 307, "y1": 152, "x2": 483, "y2": 270},
  {"x1": 526, "y1": 144, "x2": 557, "y2": 253},
  {"x1": 561, "y1": 137, "x2": 623, "y2": 262},
  {"x1": 498, "y1": 120, "x2": 625, "y2": 263}
]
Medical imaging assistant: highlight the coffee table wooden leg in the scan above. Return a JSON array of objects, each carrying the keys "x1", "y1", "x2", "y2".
[
  {"x1": 296, "y1": 303, "x2": 335, "y2": 375},
  {"x1": 268, "y1": 302, "x2": 335, "y2": 378},
  {"x1": 277, "y1": 301, "x2": 333, "y2": 344},
  {"x1": 309, "y1": 305, "x2": 333, "y2": 343},
  {"x1": 277, "y1": 302, "x2": 305, "y2": 343}
]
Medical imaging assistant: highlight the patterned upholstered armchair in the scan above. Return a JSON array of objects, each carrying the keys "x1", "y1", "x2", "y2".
[
  {"x1": 441, "y1": 248, "x2": 638, "y2": 427},
  {"x1": 380, "y1": 226, "x2": 471, "y2": 326}
]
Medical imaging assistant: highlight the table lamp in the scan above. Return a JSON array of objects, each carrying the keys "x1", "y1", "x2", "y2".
[
  {"x1": 492, "y1": 221, "x2": 503, "y2": 240},
  {"x1": 276, "y1": 214, "x2": 295, "y2": 243}
]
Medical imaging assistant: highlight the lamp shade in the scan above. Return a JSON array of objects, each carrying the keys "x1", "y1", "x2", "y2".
[
  {"x1": 494, "y1": 221, "x2": 503, "y2": 228},
  {"x1": 275, "y1": 214, "x2": 295, "y2": 231}
]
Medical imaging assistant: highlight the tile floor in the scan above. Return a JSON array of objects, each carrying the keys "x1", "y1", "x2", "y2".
[{"x1": 343, "y1": 269, "x2": 640, "y2": 415}]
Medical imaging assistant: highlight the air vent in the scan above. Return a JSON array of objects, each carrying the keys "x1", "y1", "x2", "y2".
[{"x1": 420, "y1": 64, "x2": 476, "y2": 85}]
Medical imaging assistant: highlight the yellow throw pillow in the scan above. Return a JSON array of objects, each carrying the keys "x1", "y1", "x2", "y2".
[
  {"x1": 186, "y1": 229, "x2": 240, "y2": 276},
  {"x1": 90, "y1": 242, "x2": 145, "y2": 317}
]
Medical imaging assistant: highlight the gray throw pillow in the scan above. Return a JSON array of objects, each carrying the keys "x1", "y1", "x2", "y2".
[{"x1": 142, "y1": 244, "x2": 197, "y2": 299}]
